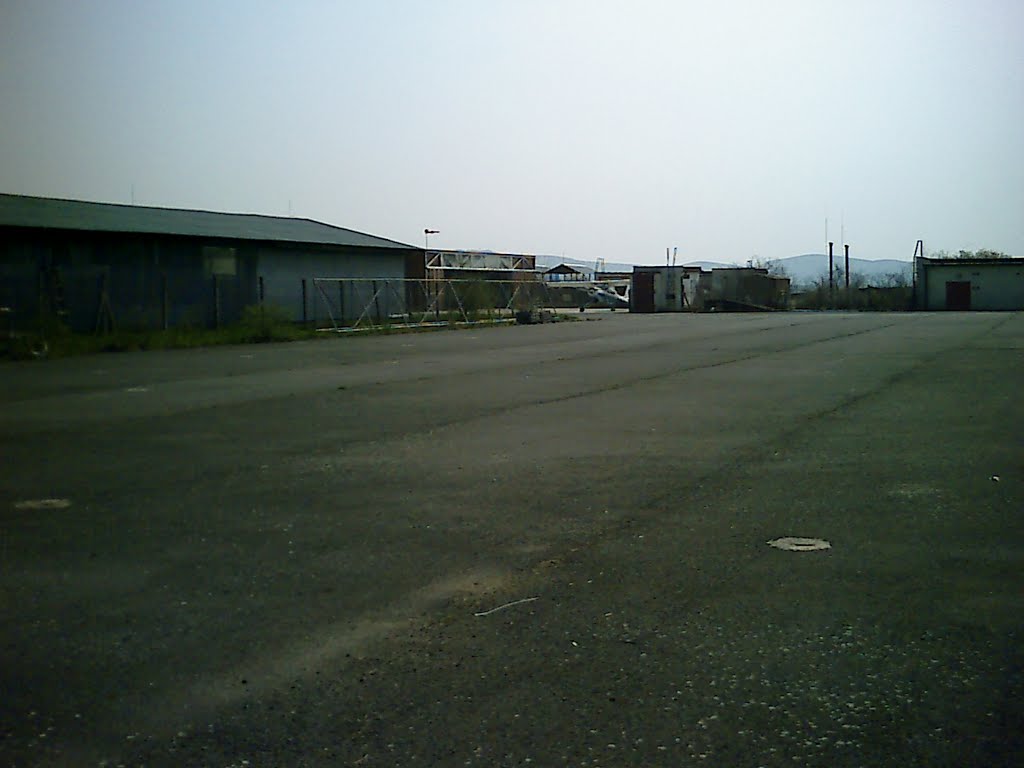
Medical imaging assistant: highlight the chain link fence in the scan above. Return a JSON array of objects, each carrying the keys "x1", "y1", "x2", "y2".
[{"x1": 1, "y1": 270, "x2": 602, "y2": 335}]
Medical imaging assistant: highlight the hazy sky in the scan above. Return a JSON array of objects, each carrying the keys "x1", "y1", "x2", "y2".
[{"x1": 2, "y1": 1, "x2": 1022, "y2": 263}]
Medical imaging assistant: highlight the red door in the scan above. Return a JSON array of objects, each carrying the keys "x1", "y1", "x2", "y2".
[
  {"x1": 631, "y1": 272, "x2": 655, "y2": 313},
  {"x1": 945, "y1": 281, "x2": 971, "y2": 310}
]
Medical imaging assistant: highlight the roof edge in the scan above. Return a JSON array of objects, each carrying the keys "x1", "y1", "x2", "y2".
[
  {"x1": 919, "y1": 256, "x2": 1023, "y2": 266},
  {"x1": 0, "y1": 192, "x2": 420, "y2": 250}
]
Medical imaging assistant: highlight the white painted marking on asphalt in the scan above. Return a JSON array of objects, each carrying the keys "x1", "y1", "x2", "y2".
[
  {"x1": 768, "y1": 537, "x2": 831, "y2": 552},
  {"x1": 124, "y1": 386, "x2": 149, "y2": 393},
  {"x1": 14, "y1": 498, "x2": 71, "y2": 510}
]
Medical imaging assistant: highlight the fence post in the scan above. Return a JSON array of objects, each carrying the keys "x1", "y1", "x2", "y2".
[
  {"x1": 258, "y1": 274, "x2": 265, "y2": 329},
  {"x1": 94, "y1": 270, "x2": 115, "y2": 334},
  {"x1": 301, "y1": 278, "x2": 308, "y2": 324},
  {"x1": 213, "y1": 275, "x2": 221, "y2": 329},
  {"x1": 161, "y1": 273, "x2": 168, "y2": 330}
]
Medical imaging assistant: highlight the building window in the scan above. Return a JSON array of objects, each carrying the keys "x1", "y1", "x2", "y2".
[{"x1": 203, "y1": 246, "x2": 237, "y2": 275}]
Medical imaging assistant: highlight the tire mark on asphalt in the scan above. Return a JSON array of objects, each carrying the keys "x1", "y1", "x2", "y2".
[
  {"x1": 0, "y1": 314, "x2": 885, "y2": 424},
  {"x1": 283, "y1": 315, "x2": 922, "y2": 470},
  {"x1": 0, "y1": 313, "x2": 820, "y2": 406},
  {"x1": 120, "y1": 568, "x2": 512, "y2": 754}
]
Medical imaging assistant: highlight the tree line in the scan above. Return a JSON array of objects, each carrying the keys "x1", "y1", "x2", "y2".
[{"x1": 928, "y1": 248, "x2": 1011, "y2": 260}]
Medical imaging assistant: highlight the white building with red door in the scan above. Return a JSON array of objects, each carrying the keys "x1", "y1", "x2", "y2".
[{"x1": 914, "y1": 257, "x2": 1024, "y2": 310}]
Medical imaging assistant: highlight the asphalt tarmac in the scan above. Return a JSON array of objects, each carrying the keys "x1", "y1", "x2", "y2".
[{"x1": 1, "y1": 311, "x2": 1022, "y2": 767}]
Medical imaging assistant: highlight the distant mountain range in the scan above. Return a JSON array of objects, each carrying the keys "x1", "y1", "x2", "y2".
[
  {"x1": 534, "y1": 253, "x2": 912, "y2": 287},
  {"x1": 772, "y1": 254, "x2": 912, "y2": 287},
  {"x1": 533, "y1": 255, "x2": 637, "y2": 273}
]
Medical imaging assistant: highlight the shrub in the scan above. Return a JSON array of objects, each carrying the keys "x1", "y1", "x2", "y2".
[{"x1": 238, "y1": 303, "x2": 298, "y2": 341}]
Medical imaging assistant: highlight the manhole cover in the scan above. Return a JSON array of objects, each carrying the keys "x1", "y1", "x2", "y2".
[{"x1": 768, "y1": 537, "x2": 831, "y2": 552}]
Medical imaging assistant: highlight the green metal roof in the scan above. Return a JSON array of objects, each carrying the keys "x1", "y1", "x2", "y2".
[{"x1": 0, "y1": 193, "x2": 417, "y2": 250}]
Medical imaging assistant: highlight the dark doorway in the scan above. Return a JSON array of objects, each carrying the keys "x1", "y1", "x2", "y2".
[
  {"x1": 945, "y1": 281, "x2": 971, "y2": 310},
  {"x1": 631, "y1": 272, "x2": 655, "y2": 312}
]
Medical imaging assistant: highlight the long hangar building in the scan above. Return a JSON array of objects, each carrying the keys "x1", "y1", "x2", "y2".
[{"x1": 0, "y1": 193, "x2": 421, "y2": 331}]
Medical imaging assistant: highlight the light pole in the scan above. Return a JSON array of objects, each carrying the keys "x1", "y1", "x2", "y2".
[{"x1": 424, "y1": 228, "x2": 439, "y2": 251}]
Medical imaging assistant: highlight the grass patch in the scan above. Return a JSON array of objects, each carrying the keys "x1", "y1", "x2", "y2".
[
  {"x1": 1, "y1": 302, "x2": 560, "y2": 360},
  {"x1": 1, "y1": 304, "x2": 321, "y2": 360},
  {"x1": 80, "y1": 304, "x2": 318, "y2": 355}
]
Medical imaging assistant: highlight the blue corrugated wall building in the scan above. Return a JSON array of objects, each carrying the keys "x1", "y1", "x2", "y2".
[{"x1": 0, "y1": 194, "x2": 420, "y2": 331}]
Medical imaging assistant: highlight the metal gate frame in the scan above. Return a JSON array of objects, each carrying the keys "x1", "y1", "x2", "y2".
[{"x1": 311, "y1": 277, "x2": 546, "y2": 331}]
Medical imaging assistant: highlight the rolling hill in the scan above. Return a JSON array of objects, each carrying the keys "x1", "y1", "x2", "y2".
[{"x1": 772, "y1": 254, "x2": 912, "y2": 287}]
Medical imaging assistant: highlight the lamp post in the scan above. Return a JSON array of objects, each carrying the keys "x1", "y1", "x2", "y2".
[{"x1": 423, "y1": 229, "x2": 441, "y2": 319}]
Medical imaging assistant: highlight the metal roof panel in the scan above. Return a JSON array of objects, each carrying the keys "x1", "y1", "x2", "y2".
[{"x1": 0, "y1": 194, "x2": 417, "y2": 250}]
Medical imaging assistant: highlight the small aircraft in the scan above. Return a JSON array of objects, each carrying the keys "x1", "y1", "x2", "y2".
[{"x1": 582, "y1": 284, "x2": 630, "y2": 310}]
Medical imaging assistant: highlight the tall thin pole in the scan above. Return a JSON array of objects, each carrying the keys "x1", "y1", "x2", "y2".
[
  {"x1": 828, "y1": 241, "x2": 834, "y2": 306},
  {"x1": 913, "y1": 239, "x2": 923, "y2": 308},
  {"x1": 844, "y1": 243, "x2": 850, "y2": 306}
]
